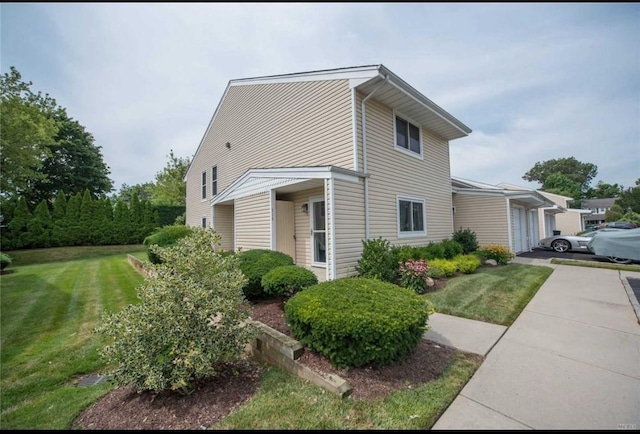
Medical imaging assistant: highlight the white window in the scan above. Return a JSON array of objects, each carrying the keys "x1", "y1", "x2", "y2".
[
  {"x1": 211, "y1": 166, "x2": 218, "y2": 196},
  {"x1": 201, "y1": 217, "x2": 207, "y2": 228},
  {"x1": 397, "y1": 196, "x2": 426, "y2": 237},
  {"x1": 394, "y1": 113, "x2": 422, "y2": 158},
  {"x1": 201, "y1": 171, "x2": 207, "y2": 200}
]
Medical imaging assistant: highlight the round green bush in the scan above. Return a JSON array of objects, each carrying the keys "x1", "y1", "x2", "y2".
[
  {"x1": 143, "y1": 225, "x2": 194, "y2": 264},
  {"x1": 284, "y1": 277, "x2": 432, "y2": 368},
  {"x1": 0, "y1": 253, "x2": 12, "y2": 270},
  {"x1": 238, "y1": 249, "x2": 294, "y2": 300},
  {"x1": 440, "y1": 239, "x2": 464, "y2": 259},
  {"x1": 261, "y1": 265, "x2": 318, "y2": 298},
  {"x1": 452, "y1": 228, "x2": 479, "y2": 254}
]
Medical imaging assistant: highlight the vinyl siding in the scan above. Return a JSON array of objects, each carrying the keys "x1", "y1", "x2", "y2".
[
  {"x1": 554, "y1": 210, "x2": 584, "y2": 235},
  {"x1": 234, "y1": 193, "x2": 271, "y2": 250},
  {"x1": 358, "y1": 93, "x2": 454, "y2": 246},
  {"x1": 213, "y1": 204, "x2": 234, "y2": 251},
  {"x1": 453, "y1": 193, "x2": 509, "y2": 248},
  {"x1": 334, "y1": 178, "x2": 365, "y2": 279},
  {"x1": 186, "y1": 79, "x2": 354, "y2": 226}
]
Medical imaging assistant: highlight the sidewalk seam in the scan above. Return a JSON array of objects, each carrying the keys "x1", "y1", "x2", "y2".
[
  {"x1": 524, "y1": 307, "x2": 640, "y2": 337},
  {"x1": 459, "y1": 393, "x2": 535, "y2": 430}
]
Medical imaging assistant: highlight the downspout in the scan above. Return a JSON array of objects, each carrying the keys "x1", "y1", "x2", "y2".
[
  {"x1": 361, "y1": 74, "x2": 389, "y2": 240},
  {"x1": 505, "y1": 196, "x2": 513, "y2": 254}
]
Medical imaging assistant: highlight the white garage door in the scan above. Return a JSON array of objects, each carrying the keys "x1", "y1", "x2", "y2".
[{"x1": 513, "y1": 207, "x2": 528, "y2": 253}]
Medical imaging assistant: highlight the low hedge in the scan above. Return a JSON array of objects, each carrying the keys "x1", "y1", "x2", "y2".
[
  {"x1": 0, "y1": 253, "x2": 12, "y2": 270},
  {"x1": 261, "y1": 265, "x2": 318, "y2": 298},
  {"x1": 284, "y1": 277, "x2": 432, "y2": 368},
  {"x1": 452, "y1": 254, "x2": 481, "y2": 274},
  {"x1": 237, "y1": 249, "x2": 294, "y2": 300},
  {"x1": 427, "y1": 258, "x2": 458, "y2": 279},
  {"x1": 143, "y1": 225, "x2": 194, "y2": 264}
]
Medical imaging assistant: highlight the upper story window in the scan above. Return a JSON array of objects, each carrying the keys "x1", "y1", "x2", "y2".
[
  {"x1": 201, "y1": 171, "x2": 207, "y2": 200},
  {"x1": 394, "y1": 114, "x2": 422, "y2": 158},
  {"x1": 397, "y1": 196, "x2": 426, "y2": 237},
  {"x1": 212, "y1": 166, "x2": 218, "y2": 196}
]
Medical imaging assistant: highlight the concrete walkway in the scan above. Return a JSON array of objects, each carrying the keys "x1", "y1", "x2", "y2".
[{"x1": 433, "y1": 263, "x2": 640, "y2": 430}]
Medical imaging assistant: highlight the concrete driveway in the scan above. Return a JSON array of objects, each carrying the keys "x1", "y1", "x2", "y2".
[{"x1": 433, "y1": 261, "x2": 640, "y2": 430}]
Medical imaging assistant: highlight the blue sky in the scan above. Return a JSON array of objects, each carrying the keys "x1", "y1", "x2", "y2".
[{"x1": 2, "y1": 3, "x2": 639, "y2": 193}]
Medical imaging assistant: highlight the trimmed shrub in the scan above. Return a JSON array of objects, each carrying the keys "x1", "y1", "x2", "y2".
[
  {"x1": 143, "y1": 224, "x2": 194, "y2": 264},
  {"x1": 477, "y1": 244, "x2": 514, "y2": 265},
  {"x1": 261, "y1": 265, "x2": 319, "y2": 298},
  {"x1": 452, "y1": 228, "x2": 479, "y2": 254},
  {"x1": 440, "y1": 239, "x2": 464, "y2": 259},
  {"x1": 427, "y1": 258, "x2": 458, "y2": 279},
  {"x1": 285, "y1": 277, "x2": 433, "y2": 368},
  {"x1": 356, "y1": 237, "x2": 398, "y2": 283},
  {"x1": 97, "y1": 228, "x2": 256, "y2": 393},
  {"x1": 452, "y1": 254, "x2": 481, "y2": 274},
  {"x1": 237, "y1": 249, "x2": 294, "y2": 300},
  {"x1": 0, "y1": 253, "x2": 12, "y2": 270}
]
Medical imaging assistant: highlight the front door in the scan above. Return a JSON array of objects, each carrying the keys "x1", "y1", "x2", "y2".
[
  {"x1": 276, "y1": 200, "x2": 296, "y2": 262},
  {"x1": 310, "y1": 197, "x2": 326, "y2": 266}
]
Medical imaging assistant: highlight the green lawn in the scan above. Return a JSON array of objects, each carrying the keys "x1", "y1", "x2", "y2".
[
  {"x1": 550, "y1": 258, "x2": 640, "y2": 272},
  {"x1": 0, "y1": 248, "x2": 144, "y2": 429},
  {"x1": 423, "y1": 263, "x2": 554, "y2": 326},
  {"x1": 1, "y1": 252, "x2": 552, "y2": 429}
]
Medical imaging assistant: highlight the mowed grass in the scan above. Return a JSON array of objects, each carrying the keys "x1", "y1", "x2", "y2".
[
  {"x1": 0, "y1": 248, "x2": 144, "y2": 429},
  {"x1": 6, "y1": 244, "x2": 147, "y2": 266},
  {"x1": 423, "y1": 264, "x2": 553, "y2": 326},
  {"x1": 550, "y1": 258, "x2": 640, "y2": 272},
  {"x1": 215, "y1": 353, "x2": 480, "y2": 430}
]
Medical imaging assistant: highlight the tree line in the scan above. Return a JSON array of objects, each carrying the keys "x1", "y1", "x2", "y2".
[{"x1": 1, "y1": 66, "x2": 191, "y2": 251}]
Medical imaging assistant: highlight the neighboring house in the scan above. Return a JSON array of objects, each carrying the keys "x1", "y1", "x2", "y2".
[
  {"x1": 185, "y1": 65, "x2": 471, "y2": 281},
  {"x1": 451, "y1": 178, "x2": 558, "y2": 254},
  {"x1": 535, "y1": 191, "x2": 590, "y2": 236},
  {"x1": 581, "y1": 198, "x2": 617, "y2": 228},
  {"x1": 497, "y1": 183, "x2": 590, "y2": 238}
]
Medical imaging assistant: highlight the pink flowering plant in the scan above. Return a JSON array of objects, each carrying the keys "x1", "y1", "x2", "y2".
[{"x1": 399, "y1": 259, "x2": 430, "y2": 294}]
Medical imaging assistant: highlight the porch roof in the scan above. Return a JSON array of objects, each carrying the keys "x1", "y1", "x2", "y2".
[{"x1": 211, "y1": 166, "x2": 367, "y2": 206}]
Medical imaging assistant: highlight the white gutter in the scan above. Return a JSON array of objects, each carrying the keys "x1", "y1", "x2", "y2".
[
  {"x1": 351, "y1": 87, "x2": 359, "y2": 172},
  {"x1": 361, "y1": 74, "x2": 389, "y2": 240}
]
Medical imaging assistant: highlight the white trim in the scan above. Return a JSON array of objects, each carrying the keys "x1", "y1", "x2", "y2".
[
  {"x1": 393, "y1": 110, "x2": 424, "y2": 160},
  {"x1": 329, "y1": 177, "x2": 337, "y2": 281},
  {"x1": 385, "y1": 78, "x2": 471, "y2": 138},
  {"x1": 211, "y1": 165, "x2": 218, "y2": 196},
  {"x1": 230, "y1": 66, "x2": 380, "y2": 87},
  {"x1": 324, "y1": 181, "x2": 330, "y2": 282},
  {"x1": 210, "y1": 205, "x2": 215, "y2": 230},
  {"x1": 270, "y1": 189, "x2": 276, "y2": 251},
  {"x1": 396, "y1": 194, "x2": 427, "y2": 238},
  {"x1": 309, "y1": 195, "x2": 327, "y2": 269},
  {"x1": 201, "y1": 170, "x2": 207, "y2": 200},
  {"x1": 351, "y1": 86, "x2": 359, "y2": 172},
  {"x1": 211, "y1": 166, "x2": 365, "y2": 205},
  {"x1": 506, "y1": 197, "x2": 513, "y2": 253}
]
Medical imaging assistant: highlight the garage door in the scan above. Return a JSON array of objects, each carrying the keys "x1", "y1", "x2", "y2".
[{"x1": 513, "y1": 207, "x2": 528, "y2": 253}]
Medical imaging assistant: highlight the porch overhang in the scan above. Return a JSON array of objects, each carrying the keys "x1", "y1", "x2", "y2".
[
  {"x1": 211, "y1": 166, "x2": 367, "y2": 206},
  {"x1": 453, "y1": 188, "x2": 557, "y2": 209}
]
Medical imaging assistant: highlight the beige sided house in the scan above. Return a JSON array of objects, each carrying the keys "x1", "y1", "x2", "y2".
[
  {"x1": 452, "y1": 178, "x2": 559, "y2": 254},
  {"x1": 185, "y1": 65, "x2": 471, "y2": 281},
  {"x1": 535, "y1": 191, "x2": 590, "y2": 236}
]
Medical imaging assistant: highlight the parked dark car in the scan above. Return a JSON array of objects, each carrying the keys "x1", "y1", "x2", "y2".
[{"x1": 598, "y1": 221, "x2": 638, "y2": 229}]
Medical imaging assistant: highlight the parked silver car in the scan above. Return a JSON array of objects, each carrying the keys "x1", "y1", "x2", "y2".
[
  {"x1": 537, "y1": 228, "x2": 624, "y2": 253},
  {"x1": 587, "y1": 227, "x2": 640, "y2": 264}
]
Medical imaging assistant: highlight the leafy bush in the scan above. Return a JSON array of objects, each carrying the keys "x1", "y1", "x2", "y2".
[
  {"x1": 439, "y1": 239, "x2": 464, "y2": 259},
  {"x1": 452, "y1": 254, "x2": 481, "y2": 274},
  {"x1": 423, "y1": 242, "x2": 446, "y2": 260},
  {"x1": 143, "y1": 224, "x2": 194, "y2": 264},
  {"x1": 452, "y1": 228, "x2": 479, "y2": 254},
  {"x1": 97, "y1": 228, "x2": 256, "y2": 393},
  {"x1": 427, "y1": 258, "x2": 458, "y2": 279},
  {"x1": 399, "y1": 259, "x2": 431, "y2": 294},
  {"x1": 238, "y1": 249, "x2": 294, "y2": 300},
  {"x1": 285, "y1": 278, "x2": 433, "y2": 368},
  {"x1": 261, "y1": 265, "x2": 318, "y2": 298},
  {"x1": 0, "y1": 253, "x2": 12, "y2": 270},
  {"x1": 356, "y1": 237, "x2": 398, "y2": 283},
  {"x1": 477, "y1": 244, "x2": 514, "y2": 265}
]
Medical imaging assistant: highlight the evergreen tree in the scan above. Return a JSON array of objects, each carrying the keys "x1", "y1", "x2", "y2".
[
  {"x1": 129, "y1": 192, "x2": 143, "y2": 243},
  {"x1": 8, "y1": 197, "x2": 33, "y2": 249},
  {"x1": 28, "y1": 200, "x2": 52, "y2": 248},
  {"x1": 50, "y1": 190, "x2": 68, "y2": 246},
  {"x1": 78, "y1": 189, "x2": 94, "y2": 245},
  {"x1": 113, "y1": 199, "x2": 131, "y2": 244},
  {"x1": 65, "y1": 192, "x2": 83, "y2": 246}
]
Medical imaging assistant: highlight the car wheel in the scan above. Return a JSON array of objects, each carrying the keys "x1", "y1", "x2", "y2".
[
  {"x1": 551, "y1": 239, "x2": 571, "y2": 253},
  {"x1": 608, "y1": 257, "x2": 632, "y2": 264}
]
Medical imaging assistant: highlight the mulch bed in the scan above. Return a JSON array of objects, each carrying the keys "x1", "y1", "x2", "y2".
[{"x1": 72, "y1": 278, "x2": 480, "y2": 429}]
